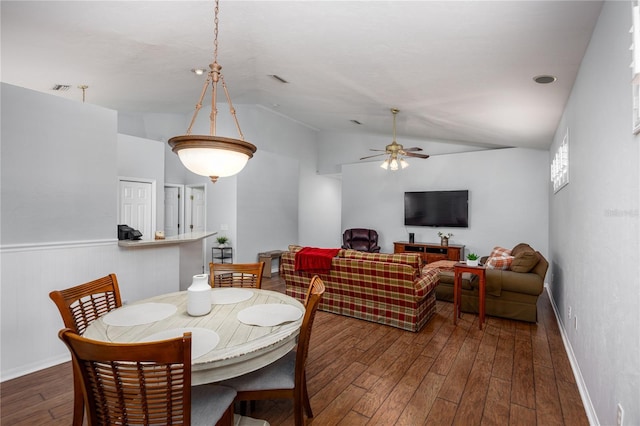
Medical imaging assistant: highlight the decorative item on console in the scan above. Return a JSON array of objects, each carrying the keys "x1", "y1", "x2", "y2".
[{"x1": 438, "y1": 232, "x2": 453, "y2": 246}]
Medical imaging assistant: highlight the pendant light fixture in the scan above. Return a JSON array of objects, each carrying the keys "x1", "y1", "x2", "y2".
[{"x1": 168, "y1": 0, "x2": 256, "y2": 184}]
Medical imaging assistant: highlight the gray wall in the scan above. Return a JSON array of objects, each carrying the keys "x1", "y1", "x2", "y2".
[
  {"x1": 548, "y1": 2, "x2": 639, "y2": 425},
  {"x1": 342, "y1": 148, "x2": 549, "y2": 258},
  {"x1": 237, "y1": 150, "x2": 299, "y2": 262},
  {"x1": 1, "y1": 83, "x2": 117, "y2": 244},
  {"x1": 0, "y1": 84, "x2": 181, "y2": 379}
]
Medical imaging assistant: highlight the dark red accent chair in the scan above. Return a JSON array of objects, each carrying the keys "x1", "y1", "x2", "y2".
[{"x1": 341, "y1": 228, "x2": 381, "y2": 253}]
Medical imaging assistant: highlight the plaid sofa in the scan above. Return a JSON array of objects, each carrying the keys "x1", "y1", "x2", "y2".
[{"x1": 281, "y1": 246, "x2": 439, "y2": 332}]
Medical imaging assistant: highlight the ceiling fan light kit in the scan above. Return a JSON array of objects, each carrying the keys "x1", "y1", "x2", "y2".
[
  {"x1": 361, "y1": 108, "x2": 429, "y2": 171},
  {"x1": 168, "y1": 0, "x2": 256, "y2": 184}
]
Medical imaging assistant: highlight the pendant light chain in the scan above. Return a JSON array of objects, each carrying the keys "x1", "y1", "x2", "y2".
[
  {"x1": 213, "y1": 0, "x2": 219, "y2": 61},
  {"x1": 185, "y1": 0, "x2": 245, "y2": 140},
  {"x1": 169, "y1": 0, "x2": 256, "y2": 184}
]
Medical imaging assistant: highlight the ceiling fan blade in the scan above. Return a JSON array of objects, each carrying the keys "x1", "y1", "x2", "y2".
[
  {"x1": 360, "y1": 153, "x2": 387, "y2": 160},
  {"x1": 403, "y1": 147, "x2": 423, "y2": 152},
  {"x1": 404, "y1": 152, "x2": 430, "y2": 159},
  {"x1": 368, "y1": 148, "x2": 387, "y2": 152}
]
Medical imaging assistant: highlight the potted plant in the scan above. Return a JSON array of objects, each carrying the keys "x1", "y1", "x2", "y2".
[
  {"x1": 466, "y1": 252, "x2": 480, "y2": 266},
  {"x1": 438, "y1": 232, "x2": 453, "y2": 246},
  {"x1": 216, "y1": 236, "x2": 229, "y2": 248}
]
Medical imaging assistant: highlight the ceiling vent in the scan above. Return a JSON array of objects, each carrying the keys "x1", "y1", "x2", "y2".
[{"x1": 51, "y1": 84, "x2": 71, "y2": 91}]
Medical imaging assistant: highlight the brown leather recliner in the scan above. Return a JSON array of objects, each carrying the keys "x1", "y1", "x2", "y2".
[{"x1": 341, "y1": 228, "x2": 381, "y2": 253}]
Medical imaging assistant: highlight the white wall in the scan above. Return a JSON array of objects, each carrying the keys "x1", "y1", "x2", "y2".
[
  {"x1": 0, "y1": 85, "x2": 181, "y2": 380},
  {"x1": 237, "y1": 150, "x2": 299, "y2": 263},
  {"x1": 1, "y1": 83, "x2": 117, "y2": 245},
  {"x1": 548, "y1": 2, "x2": 639, "y2": 425},
  {"x1": 342, "y1": 148, "x2": 549, "y2": 258}
]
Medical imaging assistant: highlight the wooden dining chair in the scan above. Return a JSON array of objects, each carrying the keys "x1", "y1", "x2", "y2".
[
  {"x1": 49, "y1": 273, "x2": 123, "y2": 426},
  {"x1": 58, "y1": 329, "x2": 237, "y2": 426},
  {"x1": 209, "y1": 262, "x2": 265, "y2": 289},
  {"x1": 219, "y1": 275, "x2": 326, "y2": 426}
]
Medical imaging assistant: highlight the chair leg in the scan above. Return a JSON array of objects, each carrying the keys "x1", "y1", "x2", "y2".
[
  {"x1": 302, "y1": 375, "x2": 313, "y2": 418},
  {"x1": 294, "y1": 402, "x2": 304, "y2": 426},
  {"x1": 72, "y1": 369, "x2": 84, "y2": 426}
]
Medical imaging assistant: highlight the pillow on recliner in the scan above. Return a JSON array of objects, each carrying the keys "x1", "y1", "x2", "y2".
[
  {"x1": 510, "y1": 245, "x2": 540, "y2": 273},
  {"x1": 489, "y1": 246, "x2": 511, "y2": 257},
  {"x1": 484, "y1": 246, "x2": 513, "y2": 270},
  {"x1": 486, "y1": 255, "x2": 515, "y2": 270}
]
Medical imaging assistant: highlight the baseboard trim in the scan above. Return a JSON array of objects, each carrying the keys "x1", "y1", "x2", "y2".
[
  {"x1": 1, "y1": 354, "x2": 70, "y2": 383},
  {"x1": 545, "y1": 285, "x2": 599, "y2": 425}
]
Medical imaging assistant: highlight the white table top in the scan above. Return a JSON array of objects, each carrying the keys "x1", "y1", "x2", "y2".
[{"x1": 83, "y1": 288, "x2": 304, "y2": 385}]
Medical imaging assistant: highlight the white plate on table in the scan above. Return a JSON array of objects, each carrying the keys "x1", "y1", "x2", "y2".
[
  {"x1": 237, "y1": 304, "x2": 303, "y2": 327},
  {"x1": 103, "y1": 303, "x2": 177, "y2": 326}
]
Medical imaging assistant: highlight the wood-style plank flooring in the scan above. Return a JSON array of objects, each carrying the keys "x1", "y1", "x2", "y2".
[{"x1": 1, "y1": 274, "x2": 588, "y2": 425}]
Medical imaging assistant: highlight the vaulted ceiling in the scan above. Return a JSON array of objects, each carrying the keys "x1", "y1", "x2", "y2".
[{"x1": 1, "y1": 1, "x2": 604, "y2": 150}]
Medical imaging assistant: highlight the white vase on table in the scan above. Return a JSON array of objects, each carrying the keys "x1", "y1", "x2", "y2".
[{"x1": 187, "y1": 274, "x2": 212, "y2": 316}]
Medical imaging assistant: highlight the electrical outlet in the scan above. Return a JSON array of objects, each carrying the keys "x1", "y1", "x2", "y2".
[
  {"x1": 617, "y1": 403, "x2": 624, "y2": 426},
  {"x1": 220, "y1": 224, "x2": 228, "y2": 230},
  {"x1": 568, "y1": 306, "x2": 572, "y2": 319}
]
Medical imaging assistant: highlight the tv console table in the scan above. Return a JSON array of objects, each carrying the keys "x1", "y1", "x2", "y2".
[{"x1": 394, "y1": 241, "x2": 465, "y2": 264}]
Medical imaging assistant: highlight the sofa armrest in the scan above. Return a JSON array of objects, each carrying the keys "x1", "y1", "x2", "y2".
[
  {"x1": 501, "y1": 270, "x2": 544, "y2": 295},
  {"x1": 414, "y1": 268, "x2": 439, "y2": 299}
]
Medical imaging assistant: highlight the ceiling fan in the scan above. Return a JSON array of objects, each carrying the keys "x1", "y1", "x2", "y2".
[{"x1": 360, "y1": 108, "x2": 430, "y2": 170}]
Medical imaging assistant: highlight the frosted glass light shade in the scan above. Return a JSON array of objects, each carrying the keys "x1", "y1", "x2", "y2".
[
  {"x1": 169, "y1": 135, "x2": 256, "y2": 183},
  {"x1": 178, "y1": 148, "x2": 248, "y2": 176}
]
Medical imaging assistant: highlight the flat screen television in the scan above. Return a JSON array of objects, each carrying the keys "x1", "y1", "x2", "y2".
[{"x1": 404, "y1": 190, "x2": 469, "y2": 227}]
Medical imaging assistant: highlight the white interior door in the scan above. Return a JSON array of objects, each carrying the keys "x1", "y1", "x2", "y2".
[
  {"x1": 119, "y1": 179, "x2": 153, "y2": 239},
  {"x1": 164, "y1": 185, "x2": 183, "y2": 237},
  {"x1": 186, "y1": 186, "x2": 206, "y2": 233}
]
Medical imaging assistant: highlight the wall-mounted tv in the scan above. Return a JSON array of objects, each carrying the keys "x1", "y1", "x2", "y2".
[{"x1": 404, "y1": 190, "x2": 469, "y2": 227}]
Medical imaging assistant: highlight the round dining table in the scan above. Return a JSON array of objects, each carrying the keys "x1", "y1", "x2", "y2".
[{"x1": 83, "y1": 288, "x2": 304, "y2": 385}]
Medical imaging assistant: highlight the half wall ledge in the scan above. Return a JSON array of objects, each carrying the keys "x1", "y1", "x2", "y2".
[{"x1": 117, "y1": 231, "x2": 217, "y2": 248}]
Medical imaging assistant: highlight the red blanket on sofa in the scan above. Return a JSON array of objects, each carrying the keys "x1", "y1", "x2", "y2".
[{"x1": 294, "y1": 247, "x2": 340, "y2": 273}]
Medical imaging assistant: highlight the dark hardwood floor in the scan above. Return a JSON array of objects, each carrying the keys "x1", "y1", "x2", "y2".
[{"x1": 1, "y1": 274, "x2": 588, "y2": 425}]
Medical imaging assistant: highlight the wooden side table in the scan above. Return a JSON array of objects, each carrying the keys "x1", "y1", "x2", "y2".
[
  {"x1": 453, "y1": 262, "x2": 486, "y2": 330},
  {"x1": 258, "y1": 250, "x2": 284, "y2": 278}
]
